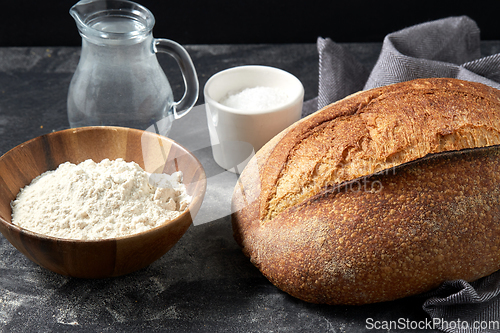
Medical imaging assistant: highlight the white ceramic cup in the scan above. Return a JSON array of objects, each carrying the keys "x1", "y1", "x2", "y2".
[{"x1": 204, "y1": 65, "x2": 304, "y2": 173}]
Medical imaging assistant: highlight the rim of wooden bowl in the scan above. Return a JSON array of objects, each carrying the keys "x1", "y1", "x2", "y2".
[{"x1": 0, "y1": 126, "x2": 207, "y2": 243}]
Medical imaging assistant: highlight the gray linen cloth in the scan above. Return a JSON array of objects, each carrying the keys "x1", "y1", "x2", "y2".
[
  {"x1": 308, "y1": 16, "x2": 500, "y2": 333},
  {"x1": 303, "y1": 15, "x2": 500, "y2": 117}
]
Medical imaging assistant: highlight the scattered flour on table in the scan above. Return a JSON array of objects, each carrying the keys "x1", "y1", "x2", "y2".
[
  {"x1": 219, "y1": 86, "x2": 289, "y2": 111},
  {"x1": 11, "y1": 158, "x2": 191, "y2": 240}
]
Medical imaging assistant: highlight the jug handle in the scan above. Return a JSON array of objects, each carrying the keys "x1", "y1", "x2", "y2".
[{"x1": 154, "y1": 39, "x2": 199, "y2": 119}]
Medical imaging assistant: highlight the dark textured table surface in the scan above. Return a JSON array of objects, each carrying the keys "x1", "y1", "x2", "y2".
[{"x1": 1, "y1": 42, "x2": 500, "y2": 332}]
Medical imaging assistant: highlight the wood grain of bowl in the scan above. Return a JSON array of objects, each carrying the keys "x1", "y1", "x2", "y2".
[{"x1": 0, "y1": 126, "x2": 206, "y2": 278}]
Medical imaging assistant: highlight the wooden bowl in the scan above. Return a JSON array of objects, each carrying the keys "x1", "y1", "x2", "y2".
[{"x1": 0, "y1": 126, "x2": 206, "y2": 278}]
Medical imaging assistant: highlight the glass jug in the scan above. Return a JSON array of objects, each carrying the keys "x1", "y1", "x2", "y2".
[{"x1": 68, "y1": 0, "x2": 199, "y2": 136}]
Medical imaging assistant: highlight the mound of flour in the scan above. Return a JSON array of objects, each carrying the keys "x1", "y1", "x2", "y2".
[{"x1": 11, "y1": 158, "x2": 191, "y2": 240}]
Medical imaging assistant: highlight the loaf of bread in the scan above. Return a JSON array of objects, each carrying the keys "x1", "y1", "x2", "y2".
[{"x1": 231, "y1": 78, "x2": 500, "y2": 305}]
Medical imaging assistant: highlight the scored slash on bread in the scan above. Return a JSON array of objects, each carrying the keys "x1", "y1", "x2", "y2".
[{"x1": 231, "y1": 78, "x2": 500, "y2": 305}]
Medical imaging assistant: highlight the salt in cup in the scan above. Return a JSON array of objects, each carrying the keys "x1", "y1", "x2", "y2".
[{"x1": 204, "y1": 65, "x2": 304, "y2": 173}]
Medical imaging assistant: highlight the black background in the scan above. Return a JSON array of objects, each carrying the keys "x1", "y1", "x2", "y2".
[{"x1": 1, "y1": 0, "x2": 499, "y2": 47}]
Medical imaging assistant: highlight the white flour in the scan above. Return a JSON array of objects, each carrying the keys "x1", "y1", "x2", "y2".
[{"x1": 11, "y1": 158, "x2": 191, "y2": 240}]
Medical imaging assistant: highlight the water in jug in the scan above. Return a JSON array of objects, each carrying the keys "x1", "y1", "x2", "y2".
[{"x1": 68, "y1": 0, "x2": 199, "y2": 136}]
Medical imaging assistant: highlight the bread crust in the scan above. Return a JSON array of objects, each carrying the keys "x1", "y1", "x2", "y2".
[{"x1": 231, "y1": 78, "x2": 500, "y2": 305}]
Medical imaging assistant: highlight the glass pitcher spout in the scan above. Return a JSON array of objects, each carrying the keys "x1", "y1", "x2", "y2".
[
  {"x1": 70, "y1": 0, "x2": 155, "y2": 42},
  {"x1": 67, "y1": 0, "x2": 199, "y2": 137}
]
